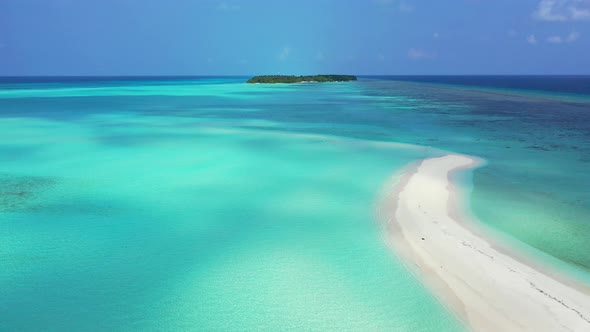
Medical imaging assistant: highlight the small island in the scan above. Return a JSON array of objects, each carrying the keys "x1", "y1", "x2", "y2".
[{"x1": 247, "y1": 75, "x2": 357, "y2": 84}]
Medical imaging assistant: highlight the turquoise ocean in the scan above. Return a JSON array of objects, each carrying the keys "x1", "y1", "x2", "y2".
[{"x1": 1, "y1": 76, "x2": 589, "y2": 331}]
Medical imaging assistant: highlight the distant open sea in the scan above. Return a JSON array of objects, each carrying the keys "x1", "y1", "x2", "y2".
[{"x1": 1, "y1": 76, "x2": 589, "y2": 331}]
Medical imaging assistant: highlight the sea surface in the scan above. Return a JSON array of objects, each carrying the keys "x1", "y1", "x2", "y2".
[{"x1": 1, "y1": 76, "x2": 589, "y2": 331}]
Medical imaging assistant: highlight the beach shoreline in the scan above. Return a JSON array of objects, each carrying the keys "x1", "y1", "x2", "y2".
[{"x1": 379, "y1": 154, "x2": 590, "y2": 331}]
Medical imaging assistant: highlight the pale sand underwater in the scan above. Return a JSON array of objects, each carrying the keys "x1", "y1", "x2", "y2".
[{"x1": 379, "y1": 155, "x2": 590, "y2": 331}]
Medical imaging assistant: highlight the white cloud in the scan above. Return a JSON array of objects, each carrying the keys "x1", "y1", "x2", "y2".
[
  {"x1": 408, "y1": 48, "x2": 435, "y2": 60},
  {"x1": 217, "y1": 2, "x2": 240, "y2": 11},
  {"x1": 530, "y1": 31, "x2": 581, "y2": 44},
  {"x1": 534, "y1": 0, "x2": 567, "y2": 21},
  {"x1": 278, "y1": 46, "x2": 291, "y2": 61},
  {"x1": 527, "y1": 34, "x2": 538, "y2": 44},
  {"x1": 533, "y1": 0, "x2": 590, "y2": 22},
  {"x1": 571, "y1": 4, "x2": 590, "y2": 19}
]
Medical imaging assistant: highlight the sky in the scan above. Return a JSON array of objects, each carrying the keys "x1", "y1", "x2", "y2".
[{"x1": 1, "y1": 0, "x2": 590, "y2": 75}]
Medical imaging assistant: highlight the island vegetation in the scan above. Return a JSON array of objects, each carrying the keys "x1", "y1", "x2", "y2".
[{"x1": 247, "y1": 75, "x2": 357, "y2": 84}]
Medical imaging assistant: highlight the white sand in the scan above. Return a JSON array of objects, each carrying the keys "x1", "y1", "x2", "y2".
[{"x1": 379, "y1": 154, "x2": 590, "y2": 331}]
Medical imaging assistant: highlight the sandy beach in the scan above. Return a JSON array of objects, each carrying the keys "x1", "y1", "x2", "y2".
[{"x1": 379, "y1": 154, "x2": 590, "y2": 331}]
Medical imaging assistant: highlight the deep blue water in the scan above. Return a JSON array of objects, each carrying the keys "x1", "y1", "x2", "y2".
[{"x1": 367, "y1": 75, "x2": 590, "y2": 96}]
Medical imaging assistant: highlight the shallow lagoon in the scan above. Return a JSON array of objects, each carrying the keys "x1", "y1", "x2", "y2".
[{"x1": 1, "y1": 77, "x2": 589, "y2": 330}]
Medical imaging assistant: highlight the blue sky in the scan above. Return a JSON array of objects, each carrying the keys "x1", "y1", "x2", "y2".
[{"x1": 1, "y1": 0, "x2": 589, "y2": 75}]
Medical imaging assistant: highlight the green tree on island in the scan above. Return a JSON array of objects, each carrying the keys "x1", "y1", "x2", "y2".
[{"x1": 247, "y1": 75, "x2": 357, "y2": 84}]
